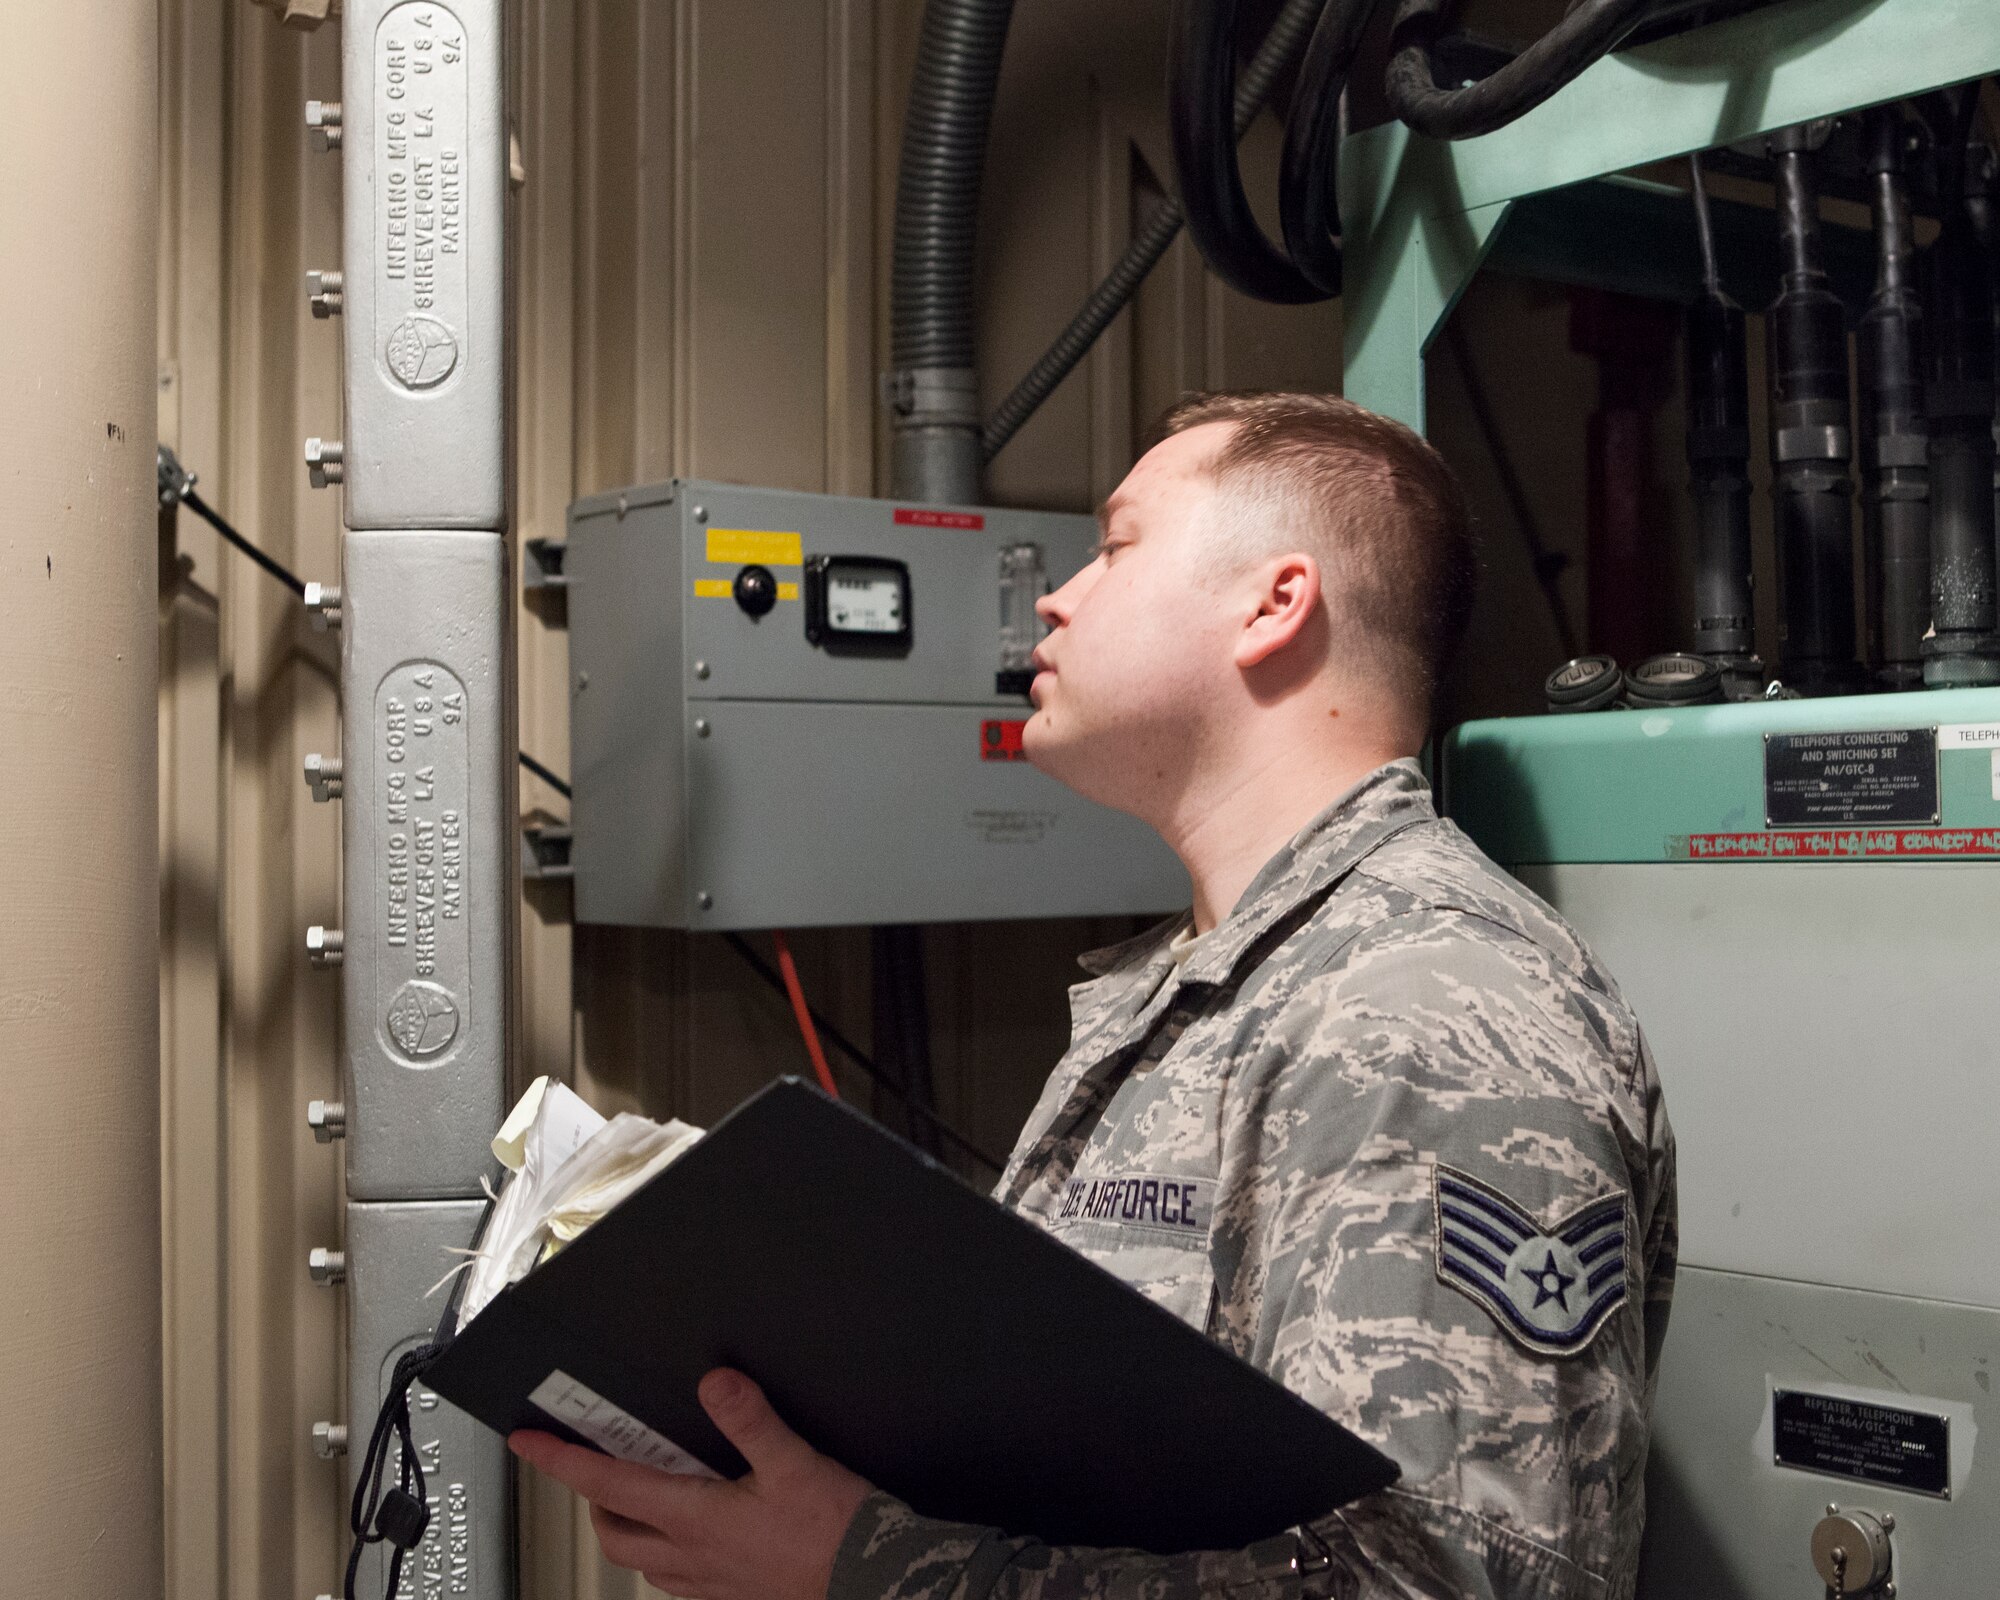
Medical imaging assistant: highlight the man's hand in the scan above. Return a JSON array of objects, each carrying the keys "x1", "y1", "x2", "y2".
[{"x1": 509, "y1": 1368, "x2": 874, "y2": 1600}]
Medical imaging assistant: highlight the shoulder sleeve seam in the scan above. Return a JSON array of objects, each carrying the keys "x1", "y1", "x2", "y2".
[{"x1": 1306, "y1": 892, "x2": 1647, "y2": 1093}]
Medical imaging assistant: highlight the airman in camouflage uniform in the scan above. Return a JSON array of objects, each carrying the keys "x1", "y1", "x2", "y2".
[
  {"x1": 826, "y1": 760, "x2": 1677, "y2": 1600},
  {"x1": 514, "y1": 393, "x2": 1676, "y2": 1600}
]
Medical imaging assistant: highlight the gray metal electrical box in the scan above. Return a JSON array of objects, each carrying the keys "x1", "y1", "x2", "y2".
[{"x1": 565, "y1": 480, "x2": 1189, "y2": 929}]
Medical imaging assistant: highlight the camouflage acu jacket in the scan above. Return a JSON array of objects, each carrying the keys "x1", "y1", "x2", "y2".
[{"x1": 827, "y1": 760, "x2": 1677, "y2": 1600}]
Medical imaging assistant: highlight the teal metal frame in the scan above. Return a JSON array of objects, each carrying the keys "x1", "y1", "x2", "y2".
[{"x1": 1337, "y1": 0, "x2": 2000, "y2": 434}]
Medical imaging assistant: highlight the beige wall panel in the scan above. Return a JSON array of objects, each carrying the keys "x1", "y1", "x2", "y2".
[
  {"x1": 1, "y1": 3, "x2": 163, "y2": 1593},
  {"x1": 685, "y1": 0, "x2": 833, "y2": 488}
]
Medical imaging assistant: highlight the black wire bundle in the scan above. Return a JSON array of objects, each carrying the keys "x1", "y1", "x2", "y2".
[{"x1": 1382, "y1": 0, "x2": 1651, "y2": 140}]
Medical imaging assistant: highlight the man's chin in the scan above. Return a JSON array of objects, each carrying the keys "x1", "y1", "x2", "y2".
[
  {"x1": 1022, "y1": 720, "x2": 1135, "y2": 815},
  {"x1": 1021, "y1": 714, "x2": 1074, "y2": 780}
]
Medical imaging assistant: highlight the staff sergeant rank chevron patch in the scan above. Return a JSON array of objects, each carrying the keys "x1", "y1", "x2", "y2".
[{"x1": 1432, "y1": 1163, "x2": 1631, "y2": 1357}]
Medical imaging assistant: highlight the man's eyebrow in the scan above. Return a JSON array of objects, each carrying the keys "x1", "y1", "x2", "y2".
[{"x1": 1095, "y1": 493, "x2": 1128, "y2": 540}]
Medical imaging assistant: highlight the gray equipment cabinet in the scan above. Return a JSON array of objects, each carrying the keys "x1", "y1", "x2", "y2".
[{"x1": 565, "y1": 480, "x2": 1189, "y2": 930}]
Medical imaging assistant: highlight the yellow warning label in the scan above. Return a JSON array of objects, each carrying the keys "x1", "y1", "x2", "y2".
[
  {"x1": 693, "y1": 578, "x2": 802, "y2": 602},
  {"x1": 706, "y1": 528, "x2": 804, "y2": 567}
]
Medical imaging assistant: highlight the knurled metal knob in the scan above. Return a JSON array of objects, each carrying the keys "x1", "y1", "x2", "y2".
[
  {"x1": 303, "y1": 753, "x2": 343, "y2": 801},
  {"x1": 307, "y1": 1247, "x2": 346, "y2": 1286},
  {"x1": 305, "y1": 925, "x2": 344, "y2": 968},
  {"x1": 311, "y1": 1421, "x2": 348, "y2": 1460},
  {"x1": 306, "y1": 1098, "x2": 346, "y2": 1142},
  {"x1": 303, "y1": 582, "x2": 342, "y2": 631},
  {"x1": 304, "y1": 437, "x2": 345, "y2": 488},
  {"x1": 307, "y1": 269, "x2": 344, "y2": 318},
  {"x1": 305, "y1": 98, "x2": 342, "y2": 150}
]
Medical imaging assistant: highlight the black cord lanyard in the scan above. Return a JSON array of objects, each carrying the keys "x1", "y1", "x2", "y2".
[
  {"x1": 343, "y1": 1194, "x2": 494, "y2": 1600},
  {"x1": 344, "y1": 1339, "x2": 450, "y2": 1600}
]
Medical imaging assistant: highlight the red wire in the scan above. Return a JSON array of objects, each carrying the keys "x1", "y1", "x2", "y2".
[{"x1": 770, "y1": 931, "x2": 840, "y2": 1099}]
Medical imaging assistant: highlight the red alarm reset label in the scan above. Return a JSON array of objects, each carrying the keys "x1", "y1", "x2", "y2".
[
  {"x1": 895, "y1": 507, "x2": 985, "y2": 530},
  {"x1": 981, "y1": 720, "x2": 1028, "y2": 761}
]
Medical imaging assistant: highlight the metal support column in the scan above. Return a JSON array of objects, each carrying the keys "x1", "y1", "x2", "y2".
[{"x1": 295, "y1": 2, "x2": 515, "y2": 1594}]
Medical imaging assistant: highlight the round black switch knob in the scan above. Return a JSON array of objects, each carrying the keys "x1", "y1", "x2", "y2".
[{"x1": 733, "y1": 563, "x2": 778, "y2": 618}]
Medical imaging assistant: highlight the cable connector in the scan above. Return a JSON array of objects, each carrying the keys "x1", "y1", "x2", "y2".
[{"x1": 157, "y1": 443, "x2": 197, "y2": 511}]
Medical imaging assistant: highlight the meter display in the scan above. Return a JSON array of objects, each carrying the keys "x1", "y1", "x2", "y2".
[{"x1": 806, "y1": 555, "x2": 913, "y2": 651}]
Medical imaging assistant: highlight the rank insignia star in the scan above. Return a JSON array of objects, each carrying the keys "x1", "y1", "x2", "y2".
[
  {"x1": 1431, "y1": 1163, "x2": 1631, "y2": 1357},
  {"x1": 1527, "y1": 1250, "x2": 1576, "y2": 1311}
]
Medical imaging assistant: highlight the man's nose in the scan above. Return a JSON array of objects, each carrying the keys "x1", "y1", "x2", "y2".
[{"x1": 1038, "y1": 566, "x2": 1088, "y2": 627}]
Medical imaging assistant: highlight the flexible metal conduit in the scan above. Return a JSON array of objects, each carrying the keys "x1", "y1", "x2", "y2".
[{"x1": 889, "y1": 0, "x2": 1018, "y2": 505}]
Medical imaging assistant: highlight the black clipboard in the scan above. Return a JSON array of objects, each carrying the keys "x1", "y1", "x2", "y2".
[{"x1": 425, "y1": 1077, "x2": 1398, "y2": 1552}]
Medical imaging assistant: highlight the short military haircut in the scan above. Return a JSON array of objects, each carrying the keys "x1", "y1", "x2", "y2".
[{"x1": 1157, "y1": 390, "x2": 1476, "y2": 705}]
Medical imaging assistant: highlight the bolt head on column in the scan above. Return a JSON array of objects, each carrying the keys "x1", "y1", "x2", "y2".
[
  {"x1": 305, "y1": 98, "x2": 343, "y2": 150},
  {"x1": 307, "y1": 1247, "x2": 347, "y2": 1286},
  {"x1": 304, "y1": 436, "x2": 345, "y2": 488},
  {"x1": 311, "y1": 1420, "x2": 348, "y2": 1459},
  {"x1": 305, "y1": 925, "x2": 345, "y2": 968},
  {"x1": 303, "y1": 752, "x2": 344, "y2": 801},
  {"x1": 303, "y1": 582, "x2": 343, "y2": 631},
  {"x1": 306, "y1": 1098, "x2": 347, "y2": 1142},
  {"x1": 306, "y1": 269, "x2": 345, "y2": 319}
]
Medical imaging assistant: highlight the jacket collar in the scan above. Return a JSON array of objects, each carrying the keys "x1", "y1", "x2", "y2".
[{"x1": 1077, "y1": 759, "x2": 1434, "y2": 992}]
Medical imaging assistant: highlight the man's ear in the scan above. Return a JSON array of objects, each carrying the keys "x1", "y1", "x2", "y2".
[{"x1": 1234, "y1": 553, "x2": 1322, "y2": 670}]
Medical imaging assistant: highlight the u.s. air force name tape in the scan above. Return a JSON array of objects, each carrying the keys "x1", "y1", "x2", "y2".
[
  {"x1": 1432, "y1": 1163, "x2": 1630, "y2": 1357},
  {"x1": 1055, "y1": 1172, "x2": 1213, "y2": 1235}
]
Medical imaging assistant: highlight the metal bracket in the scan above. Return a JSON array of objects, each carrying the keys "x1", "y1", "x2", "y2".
[
  {"x1": 523, "y1": 536, "x2": 568, "y2": 591},
  {"x1": 521, "y1": 816, "x2": 573, "y2": 881},
  {"x1": 157, "y1": 443, "x2": 196, "y2": 511}
]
